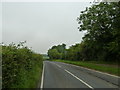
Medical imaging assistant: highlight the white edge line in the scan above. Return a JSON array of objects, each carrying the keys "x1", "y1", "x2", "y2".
[
  {"x1": 79, "y1": 66, "x2": 119, "y2": 78},
  {"x1": 74, "y1": 64, "x2": 119, "y2": 78},
  {"x1": 40, "y1": 62, "x2": 45, "y2": 89},
  {"x1": 60, "y1": 62, "x2": 119, "y2": 78},
  {"x1": 64, "y1": 69, "x2": 94, "y2": 89}
]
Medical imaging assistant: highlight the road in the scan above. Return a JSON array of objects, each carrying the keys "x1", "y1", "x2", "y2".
[{"x1": 41, "y1": 61, "x2": 119, "y2": 89}]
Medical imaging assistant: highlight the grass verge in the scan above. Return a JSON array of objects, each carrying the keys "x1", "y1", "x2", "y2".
[
  {"x1": 11, "y1": 63, "x2": 43, "y2": 88},
  {"x1": 52, "y1": 59, "x2": 120, "y2": 76}
]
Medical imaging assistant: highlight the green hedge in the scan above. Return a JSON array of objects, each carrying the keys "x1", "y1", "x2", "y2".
[{"x1": 2, "y1": 42, "x2": 43, "y2": 88}]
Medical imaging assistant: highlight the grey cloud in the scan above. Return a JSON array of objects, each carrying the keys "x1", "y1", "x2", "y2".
[{"x1": 2, "y1": 2, "x2": 91, "y2": 54}]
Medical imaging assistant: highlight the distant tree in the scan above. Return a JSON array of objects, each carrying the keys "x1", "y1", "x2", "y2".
[
  {"x1": 48, "y1": 44, "x2": 66, "y2": 60},
  {"x1": 65, "y1": 44, "x2": 82, "y2": 61}
]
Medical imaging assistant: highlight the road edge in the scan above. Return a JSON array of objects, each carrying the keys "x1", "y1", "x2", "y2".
[
  {"x1": 40, "y1": 61, "x2": 45, "y2": 89},
  {"x1": 53, "y1": 61, "x2": 120, "y2": 86}
]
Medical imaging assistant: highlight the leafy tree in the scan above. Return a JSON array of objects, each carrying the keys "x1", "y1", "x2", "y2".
[
  {"x1": 77, "y1": 2, "x2": 120, "y2": 62},
  {"x1": 66, "y1": 44, "x2": 81, "y2": 61},
  {"x1": 47, "y1": 2, "x2": 120, "y2": 63},
  {"x1": 48, "y1": 44, "x2": 66, "y2": 59},
  {"x1": 48, "y1": 49, "x2": 61, "y2": 59}
]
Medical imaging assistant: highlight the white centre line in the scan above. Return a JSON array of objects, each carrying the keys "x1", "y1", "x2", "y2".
[
  {"x1": 52, "y1": 62, "x2": 62, "y2": 68},
  {"x1": 64, "y1": 69, "x2": 94, "y2": 89},
  {"x1": 61, "y1": 62, "x2": 119, "y2": 78},
  {"x1": 56, "y1": 64, "x2": 62, "y2": 68}
]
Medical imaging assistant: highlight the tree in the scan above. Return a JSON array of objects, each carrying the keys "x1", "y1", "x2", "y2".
[
  {"x1": 48, "y1": 49, "x2": 62, "y2": 59},
  {"x1": 77, "y1": 2, "x2": 120, "y2": 62}
]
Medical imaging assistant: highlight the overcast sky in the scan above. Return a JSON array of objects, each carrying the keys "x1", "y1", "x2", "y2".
[{"x1": 1, "y1": 2, "x2": 92, "y2": 54}]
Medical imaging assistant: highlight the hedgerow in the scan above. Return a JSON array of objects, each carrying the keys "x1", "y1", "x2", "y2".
[{"x1": 2, "y1": 42, "x2": 43, "y2": 88}]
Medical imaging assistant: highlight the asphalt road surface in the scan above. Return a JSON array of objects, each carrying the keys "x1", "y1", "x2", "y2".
[{"x1": 41, "y1": 61, "x2": 119, "y2": 89}]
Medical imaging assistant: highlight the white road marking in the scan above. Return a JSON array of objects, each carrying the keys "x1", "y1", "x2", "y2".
[
  {"x1": 51, "y1": 62, "x2": 62, "y2": 68},
  {"x1": 56, "y1": 64, "x2": 62, "y2": 68},
  {"x1": 64, "y1": 69, "x2": 94, "y2": 89},
  {"x1": 60, "y1": 62, "x2": 119, "y2": 78},
  {"x1": 40, "y1": 62, "x2": 45, "y2": 89},
  {"x1": 78, "y1": 66, "x2": 119, "y2": 78}
]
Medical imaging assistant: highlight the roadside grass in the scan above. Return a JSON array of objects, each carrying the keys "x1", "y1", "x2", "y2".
[
  {"x1": 11, "y1": 63, "x2": 43, "y2": 88},
  {"x1": 52, "y1": 59, "x2": 120, "y2": 76}
]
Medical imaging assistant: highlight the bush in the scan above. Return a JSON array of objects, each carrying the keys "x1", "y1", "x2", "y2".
[{"x1": 2, "y1": 42, "x2": 43, "y2": 88}]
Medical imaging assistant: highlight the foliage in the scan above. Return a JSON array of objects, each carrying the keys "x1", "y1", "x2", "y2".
[
  {"x1": 42, "y1": 54, "x2": 50, "y2": 60},
  {"x1": 77, "y1": 2, "x2": 120, "y2": 62},
  {"x1": 65, "y1": 44, "x2": 81, "y2": 61},
  {"x1": 48, "y1": 43, "x2": 66, "y2": 59},
  {"x1": 2, "y1": 42, "x2": 43, "y2": 88},
  {"x1": 48, "y1": 2, "x2": 120, "y2": 64}
]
